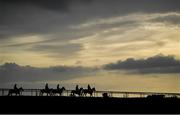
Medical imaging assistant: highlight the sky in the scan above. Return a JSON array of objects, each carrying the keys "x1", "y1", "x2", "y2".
[{"x1": 0, "y1": 0, "x2": 180, "y2": 93}]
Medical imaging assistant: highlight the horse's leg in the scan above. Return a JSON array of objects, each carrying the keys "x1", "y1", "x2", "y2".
[
  {"x1": 90, "y1": 93, "x2": 92, "y2": 97},
  {"x1": 9, "y1": 93, "x2": 11, "y2": 96}
]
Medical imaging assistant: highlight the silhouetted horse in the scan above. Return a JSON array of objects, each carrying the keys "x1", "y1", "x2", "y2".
[
  {"x1": 51, "y1": 87, "x2": 66, "y2": 96},
  {"x1": 39, "y1": 88, "x2": 53, "y2": 96},
  {"x1": 82, "y1": 87, "x2": 96, "y2": 97},
  {"x1": 71, "y1": 88, "x2": 83, "y2": 97},
  {"x1": 8, "y1": 87, "x2": 24, "y2": 96}
]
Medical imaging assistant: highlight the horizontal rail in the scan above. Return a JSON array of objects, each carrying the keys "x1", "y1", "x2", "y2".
[{"x1": 95, "y1": 90, "x2": 180, "y2": 96}]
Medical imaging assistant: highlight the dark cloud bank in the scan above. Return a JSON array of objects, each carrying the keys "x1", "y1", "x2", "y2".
[
  {"x1": 104, "y1": 54, "x2": 180, "y2": 74},
  {"x1": 0, "y1": 63, "x2": 97, "y2": 83}
]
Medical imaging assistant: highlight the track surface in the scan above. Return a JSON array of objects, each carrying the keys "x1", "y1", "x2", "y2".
[{"x1": 0, "y1": 96, "x2": 180, "y2": 113}]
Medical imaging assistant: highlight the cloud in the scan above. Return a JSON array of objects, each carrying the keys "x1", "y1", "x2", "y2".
[
  {"x1": 150, "y1": 12, "x2": 180, "y2": 26},
  {"x1": 0, "y1": 0, "x2": 92, "y2": 12},
  {"x1": 1, "y1": 0, "x2": 180, "y2": 67},
  {"x1": 104, "y1": 54, "x2": 180, "y2": 74},
  {"x1": 0, "y1": 0, "x2": 180, "y2": 40},
  {"x1": 0, "y1": 0, "x2": 92, "y2": 40},
  {"x1": 28, "y1": 43, "x2": 83, "y2": 57},
  {"x1": 69, "y1": 11, "x2": 180, "y2": 66},
  {"x1": 0, "y1": 62, "x2": 98, "y2": 84},
  {"x1": 0, "y1": 0, "x2": 179, "y2": 46}
]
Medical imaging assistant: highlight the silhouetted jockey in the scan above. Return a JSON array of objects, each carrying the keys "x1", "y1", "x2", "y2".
[
  {"x1": 45, "y1": 83, "x2": 49, "y2": 90},
  {"x1": 88, "y1": 84, "x2": 91, "y2": 90},
  {"x1": 57, "y1": 84, "x2": 60, "y2": 90},
  {"x1": 76, "y1": 85, "x2": 79, "y2": 91},
  {"x1": 14, "y1": 84, "x2": 18, "y2": 90}
]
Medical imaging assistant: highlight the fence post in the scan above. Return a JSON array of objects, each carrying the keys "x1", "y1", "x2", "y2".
[
  {"x1": 140, "y1": 93, "x2": 144, "y2": 98},
  {"x1": 111, "y1": 92, "x2": 113, "y2": 97},
  {"x1": 123, "y1": 93, "x2": 128, "y2": 98},
  {"x1": 96, "y1": 92, "x2": 98, "y2": 97},
  {"x1": 31, "y1": 90, "x2": 32, "y2": 96},
  {"x1": 2, "y1": 89, "x2": 4, "y2": 96},
  {"x1": 126, "y1": 93, "x2": 129, "y2": 98}
]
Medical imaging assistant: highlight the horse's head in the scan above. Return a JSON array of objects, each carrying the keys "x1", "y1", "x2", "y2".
[
  {"x1": 80, "y1": 87, "x2": 83, "y2": 90},
  {"x1": 62, "y1": 87, "x2": 65, "y2": 90},
  {"x1": 92, "y1": 87, "x2": 96, "y2": 91}
]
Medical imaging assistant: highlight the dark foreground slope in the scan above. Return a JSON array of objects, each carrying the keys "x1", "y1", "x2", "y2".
[{"x1": 0, "y1": 96, "x2": 180, "y2": 113}]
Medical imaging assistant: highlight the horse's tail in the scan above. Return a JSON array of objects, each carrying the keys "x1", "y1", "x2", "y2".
[
  {"x1": 8, "y1": 91, "x2": 10, "y2": 96},
  {"x1": 8, "y1": 90, "x2": 12, "y2": 96},
  {"x1": 39, "y1": 90, "x2": 43, "y2": 96}
]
